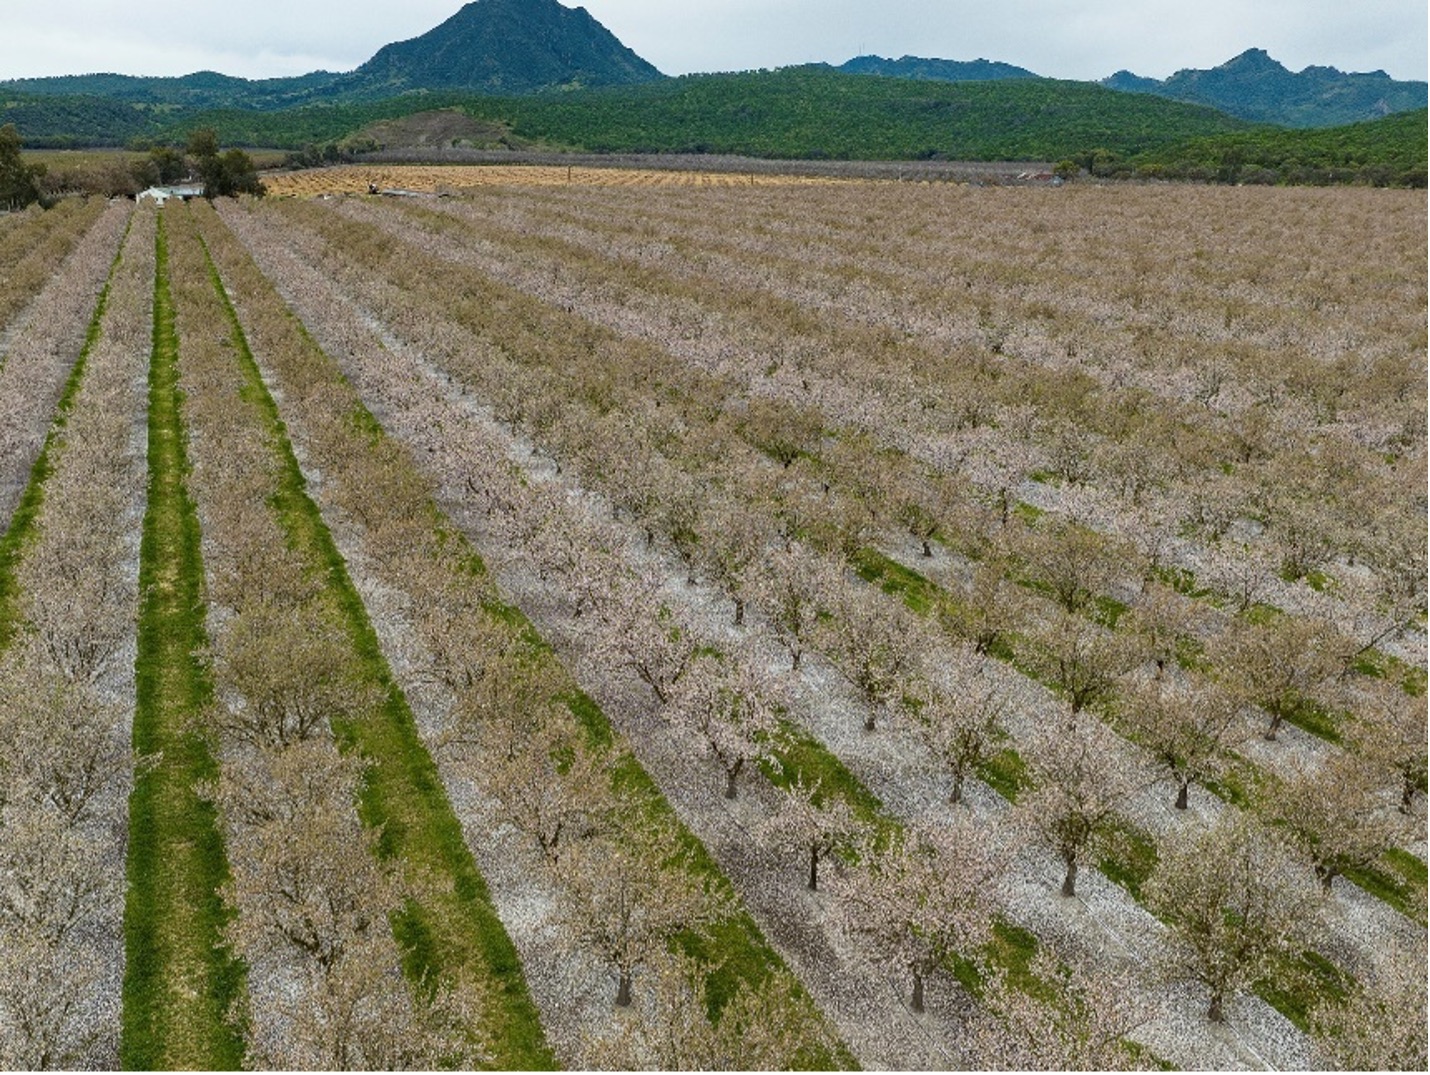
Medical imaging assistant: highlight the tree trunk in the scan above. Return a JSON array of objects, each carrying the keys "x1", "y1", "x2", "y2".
[
  {"x1": 724, "y1": 759, "x2": 742, "y2": 800},
  {"x1": 911, "y1": 969, "x2": 925, "y2": 1014},
  {"x1": 616, "y1": 970, "x2": 632, "y2": 1007},
  {"x1": 1401, "y1": 778, "x2": 1417, "y2": 815},
  {"x1": 949, "y1": 769, "x2": 965, "y2": 806},
  {"x1": 1207, "y1": 990, "x2": 1225, "y2": 1023},
  {"x1": 1264, "y1": 711, "x2": 1283, "y2": 741},
  {"x1": 1061, "y1": 857, "x2": 1078, "y2": 897},
  {"x1": 808, "y1": 844, "x2": 820, "y2": 891},
  {"x1": 640, "y1": 669, "x2": 669, "y2": 706},
  {"x1": 1175, "y1": 779, "x2": 1190, "y2": 810},
  {"x1": 541, "y1": 823, "x2": 562, "y2": 861},
  {"x1": 1316, "y1": 864, "x2": 1335, "y2": 894},
  {"x1": 921, "y1": 540, "x2": 933, "y2": 558},
  {"x1": 734, "y1": 597, "x2": 745, "y2": 627},
  {"x1": 791, "y1": 648, "x2": 802, "y2": 672}
]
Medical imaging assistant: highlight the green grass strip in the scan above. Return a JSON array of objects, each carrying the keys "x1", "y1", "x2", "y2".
[
  {"x1": 851, "y1": 546, "x2": 940, "y2": 615},
  {"x1": 762, "y1": 719, "x2": 894, "y2": 835},
  {"x1": 1344, "y1": 848, "x2": 1428, "y2": 924},
  {"x1": 1254, "y1": 949, "x2": 1353, "y2": 1032},
  {"x1": 974, "y1": 747, "x2": 1029, "y2": 803},
  {"x1": 1352, "y1": 648, "x2": 1428, "y2": 696},
  {"x1": 120, "y1": 212, "x2": 246, "y2": 1070},
  {"x1": 194, "y1": 229, "x2": 556, "y2": 1070},
  {"x1": 0, "y1": 213, "x2": 128, "y2": 647}
]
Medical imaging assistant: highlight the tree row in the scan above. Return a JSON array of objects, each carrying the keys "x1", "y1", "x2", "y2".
[{"x1": 0, "y1": 202, "x2": 146, "y2": 1068}]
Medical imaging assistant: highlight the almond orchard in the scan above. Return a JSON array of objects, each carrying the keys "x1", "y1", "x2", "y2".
[{"x1": 0, "y1": 170, "x2": 1423, "y2": 1070}]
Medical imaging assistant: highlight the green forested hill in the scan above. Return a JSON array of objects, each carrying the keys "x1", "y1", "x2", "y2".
[
  {"x1": 1, "y1": 0, "x2": 661, "y2": 117},
  {"x1": 1, "y1": 71, "x2": 347, "y2": 111},
  {"x1": 5, "y1": 67, "x2": 1424, "y2": 186},
  {"x1": 452, "y1": 68, "x2": 1251, "y2": 159},
  {"x1": 14, "y1": 66, "x2": 1244, "y2": 158},
  {"x1": 0, "y1": 92, "x2": 162, "y2": 147},
  {"x1": 347, "y1": 0, "x2": 663, "y2": 97}
]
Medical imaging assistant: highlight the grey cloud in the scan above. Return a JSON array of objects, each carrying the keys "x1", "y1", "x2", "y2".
[{"x1": 0, "y1": 0, "x2": 1423, "y2": 83}]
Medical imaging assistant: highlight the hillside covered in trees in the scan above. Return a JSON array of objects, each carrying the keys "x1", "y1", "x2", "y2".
[
  {"x1": 4, "y1": 66, "x2": 1250, "y2": 159},
  {"x1": 5, "y1": 79, "x2": 1424, "y2": 188},
  {"x1": 2, "y1": 0, "x2": 1424, "y2": 185}
]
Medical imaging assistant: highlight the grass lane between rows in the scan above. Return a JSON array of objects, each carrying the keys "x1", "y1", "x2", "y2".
[{"x1": 120, "y1": 211, "x2": 247, "y2": 1070}]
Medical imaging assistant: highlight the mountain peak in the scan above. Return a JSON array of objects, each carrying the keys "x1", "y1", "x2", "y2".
[
  {"x1": 1103, "y1": 47, "x2": 1426, "y2": 127},
  {"x1": 1226, "y1": 47, "x2": 1283, "y2": 70},
  {"x1": 353, "y1": 0, "x2": 663, "y2": 96}
]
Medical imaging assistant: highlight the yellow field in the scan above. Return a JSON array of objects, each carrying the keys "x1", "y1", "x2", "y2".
[{"x1": 263, "y1": 163, "x2": 834, "y2": 197}]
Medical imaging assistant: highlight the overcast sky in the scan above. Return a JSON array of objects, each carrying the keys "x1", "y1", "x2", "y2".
[{"x1": 1, "y1": 0, "x2": 1424, "y2": 83}]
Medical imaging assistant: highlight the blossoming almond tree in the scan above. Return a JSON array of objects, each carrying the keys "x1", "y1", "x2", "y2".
[
  {"x1": 908, "y1": 647, "x2": 1008, "y2": 806},
  {"x1": 1310, "y1": 932, "x2": 1427, "y2": 1072},
  {"x1": 558, "y1": 816, "x2": 730, "y2": 1008},
  {"x1": 667, "y1": 652, "x2": 782, "y2": 800},
  {"x1": 831, "y1": 816, "x2": 1009, "y2": 1013},
  {"x1": 1144, "y1": 815, "x2": 1314, "y2": 1024},
  {"x1": 751, "y1": 541, "x2": 837, "y2": 672},
  {"x1": 1020, "y1": 712, "x2": 1151, "y2": 898},
  {"x1": 822, "y1": 584, "x2": 920, "y2": 732},
  {"x1": 1119, "y1": 679, "x2": 1245, "y2": 810},
  {"x1": 760, "y1": 775, "x2": 866, "y2": 893},
  {"x1": 1260, "y1": 753, "x2": 1408, "y2": 894},
  {"x1": 965, "y1": 943, "x2": 1155, "y2": 1070}
]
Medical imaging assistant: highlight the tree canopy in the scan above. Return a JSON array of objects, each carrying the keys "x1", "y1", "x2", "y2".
[
  {"x1": 187, "y1": 128, "x2": 265, "y2": 198},
  {"x1": 0, "y1": 124, "x2": 45, "y2": 210}
]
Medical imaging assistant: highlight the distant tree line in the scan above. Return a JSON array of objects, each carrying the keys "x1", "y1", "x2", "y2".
[
  {"x1": 280, "y1": 139, "x2": 380, "y2": 170},
  {"x1": 1057, "y1": 146, "x2": 1426, "y2": 188},
  {"x1": 1114, "y1": 108, "x2": 1428, "y2": 188},
  {"x1": 6, "y1": 73, "x2": 1423, "y2": 197},
  {"x1": 4, "y1": 127, "x2": 266, "y2": 207}
]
